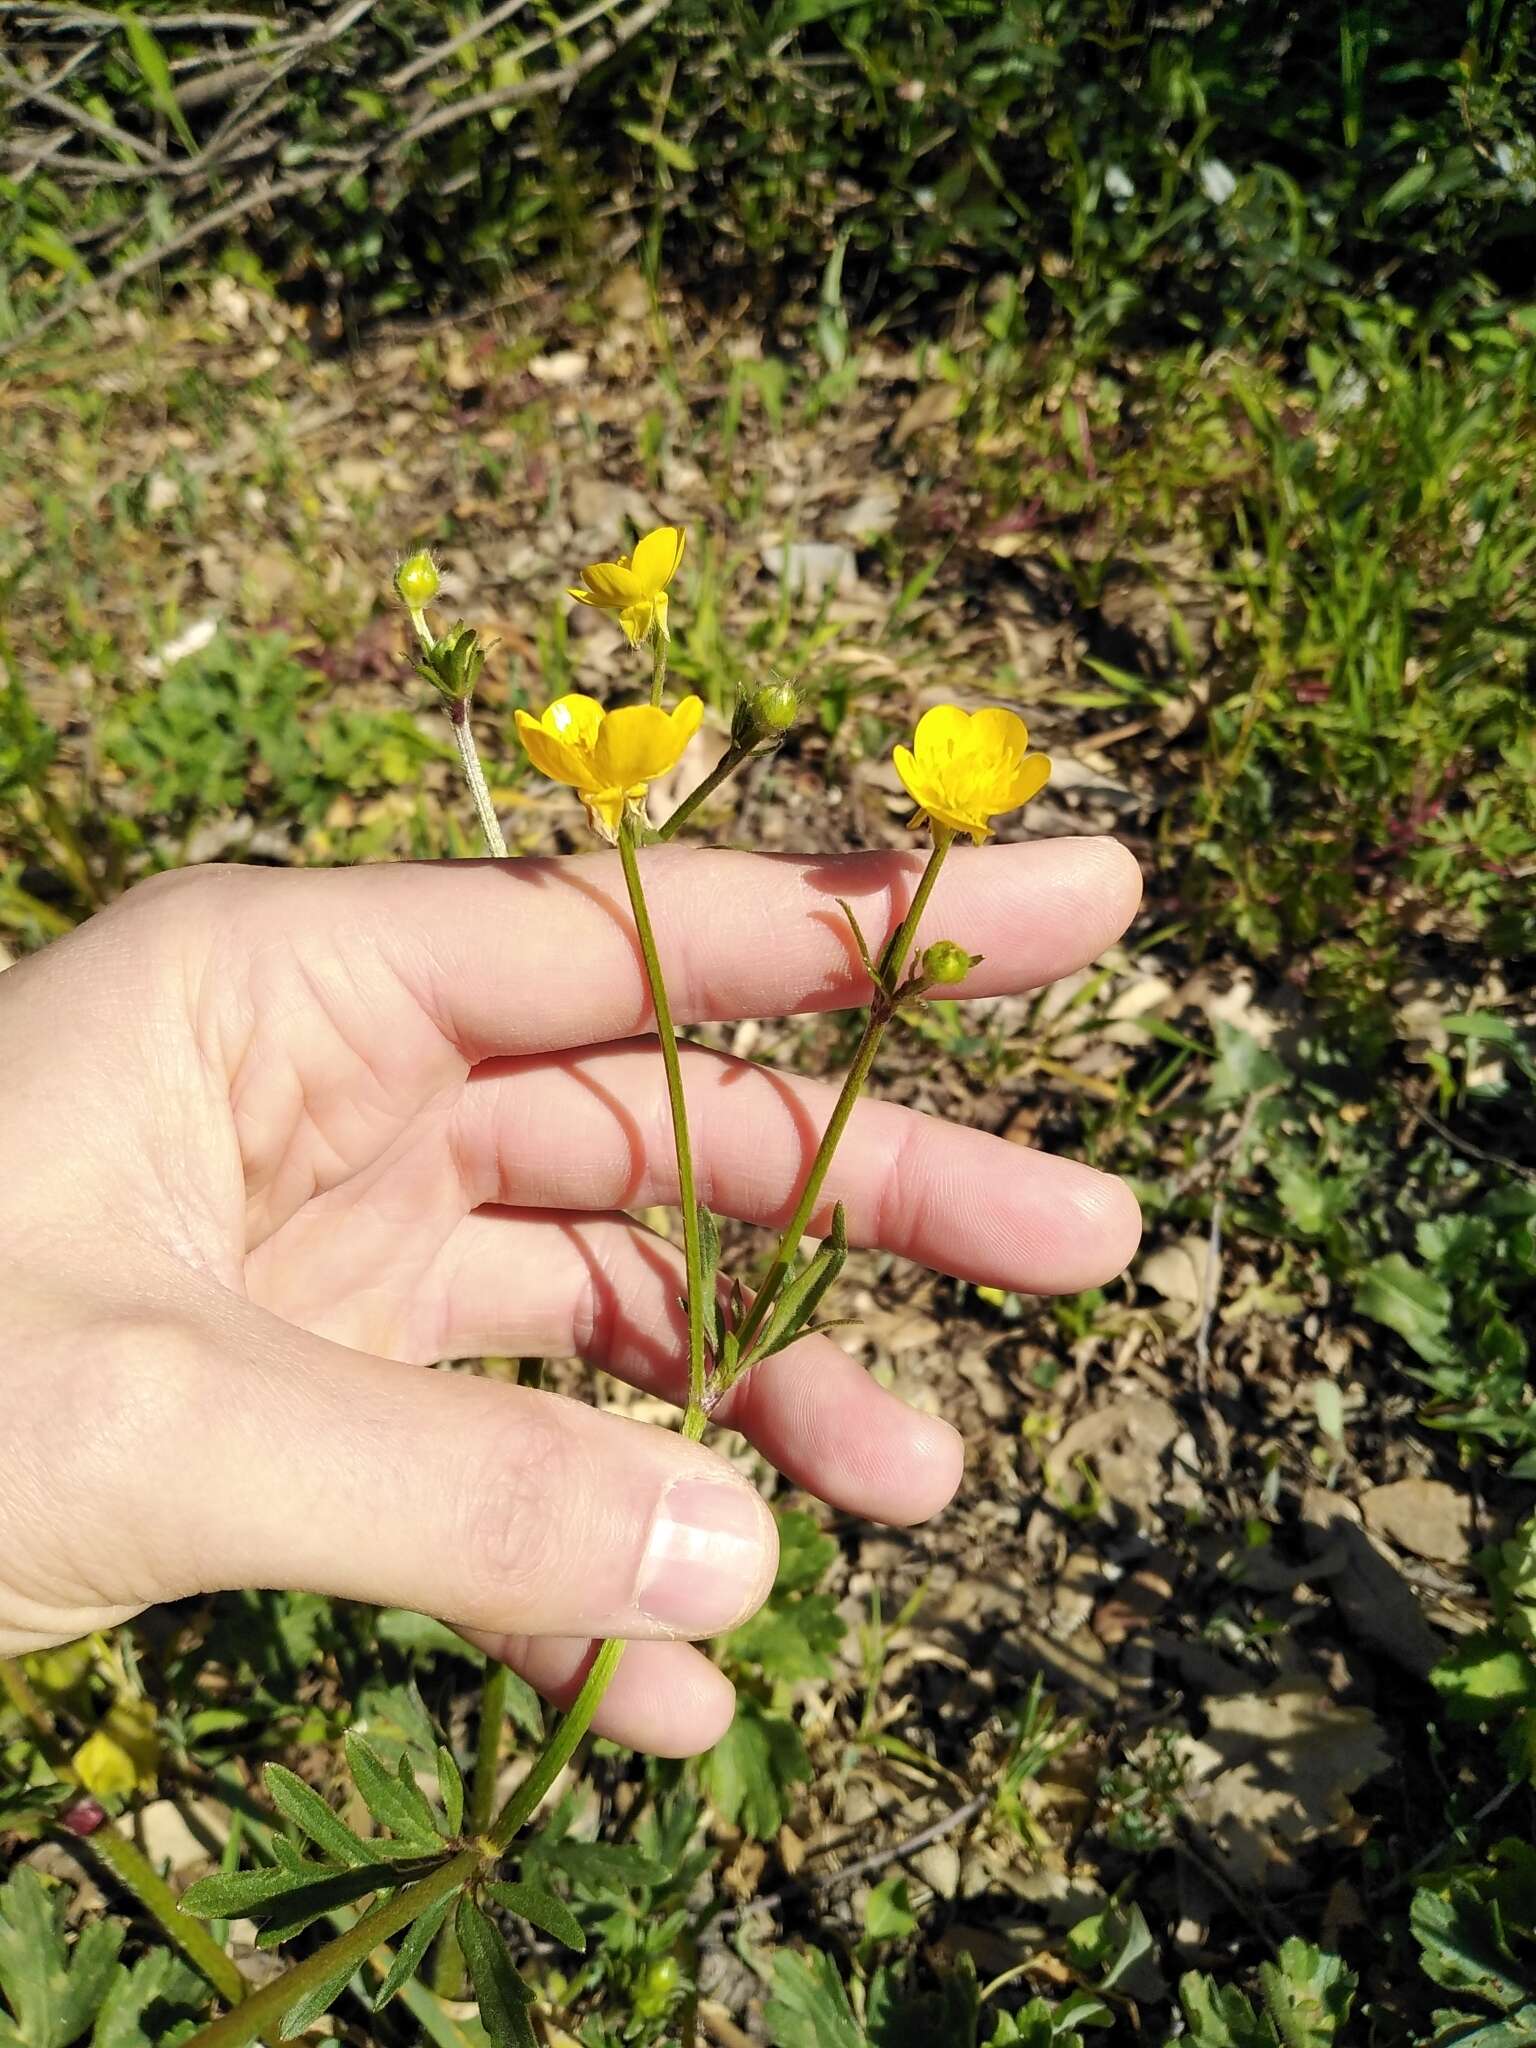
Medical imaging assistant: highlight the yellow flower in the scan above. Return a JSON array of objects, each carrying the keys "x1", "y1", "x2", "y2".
[
  {"x1": 73, "y1": 1698, "x2": 159, "y2": 1802},
  {"x1": 567, "y1": 526, "x2": 686, "y2": 647},
  {"x1": 893, "y1": 704, "x2": 1051, "y2": 844},
  {"x1": 516, "y1": 691, "x2": 703, "y2": 840}
]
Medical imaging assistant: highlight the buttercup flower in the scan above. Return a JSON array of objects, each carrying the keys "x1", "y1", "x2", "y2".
[
  {"x1": 567, "y1": 525, "x2": 687, "y2": 647},
  {"x1": 893, "y1": 704, "x2": 1051, "y2": 844},
  {"x1": 515, "y1": 691, "x2": 703, "y2": 840}
]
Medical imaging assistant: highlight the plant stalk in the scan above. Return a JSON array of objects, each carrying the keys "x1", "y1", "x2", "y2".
[
  {"x1": 616, "y1": 821, "x2": 709, "y2": 1427},
  {"x1": 487, "y1": 1638, "x2": 626, "y2": 1851},
  {"x1": 729, "y1": 830, "x2": 954, "y2": 1367},
  {"x1": 448, "y1": 698, "x2": 508, "y2": 859},
  {"x1": 656, "y1": 743, "x2": 748, "y2": 841},
  {"x1": 649, "y1": 627, "x2": 669, "y2": 707},
  {"x1": 181, "y1": 1849, "x2": 479, "y2": 2048}
]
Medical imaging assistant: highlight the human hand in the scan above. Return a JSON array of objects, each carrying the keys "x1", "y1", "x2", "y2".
[{"x1": 1, "y1": 840, "x2": 1141, "y2": 1754}]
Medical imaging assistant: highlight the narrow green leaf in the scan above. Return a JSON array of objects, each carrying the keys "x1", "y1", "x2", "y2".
[
  {"x1": 485, "y1": 1880, "x2": 586, "y2": 1953},
  {"x1": 455, "y1": 1895, "x2": 536, "y2": 2048},
  {"x1": 437, "y1": 1745, "x2": 465, "y2": 1837},
  {"x1": 180, "y1": 1862, "x2": 349, "y2": 1919},
  {"x1": 119, "y1": 13, "x2": 197, "y2": 151},
  {"x1": 375, "y1": 1890, "x2": 456, "y2": 2008},
  {"x1": 278, "y1": 1942, "x2": 363, "y2": 2040},
  {"x1": 834, "y1": 896, "x2": 880, "y2": 987},
  {"x1": 752, "y1": 1204, "x2": 848, "y2": 1363},
  {"x1": 264, "y1": 1763, "x2": 377, "y2": 1866},
  {"x1": 345, "y1": 1732, "x2": 444, "y2": 1846}
]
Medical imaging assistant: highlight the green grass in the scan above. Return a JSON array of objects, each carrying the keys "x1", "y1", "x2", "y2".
[{"x1": 2, "y1": 267, "x2": 1534, "y2": 2045}]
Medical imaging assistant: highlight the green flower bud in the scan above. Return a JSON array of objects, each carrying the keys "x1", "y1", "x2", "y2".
[
  {"x1": 394, "y1": 550, "x2": 440, "y2": 609},
  {"x1": 731, "y1": 676, "x2": 801, "y2": 749},
  {"x1": 416, "y1": 620, "x2": 485, "y2": 705},
  {"x1": 922, "y1": 939, "x2": 978, "y2": 986}
]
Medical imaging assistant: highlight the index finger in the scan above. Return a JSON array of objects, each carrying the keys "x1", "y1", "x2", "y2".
[{"x1": 266, "y1": 837, "x2": 1141, "y2": 1059}]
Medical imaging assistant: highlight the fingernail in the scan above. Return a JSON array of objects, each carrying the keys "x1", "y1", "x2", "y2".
[{"x1": 637, "y1": 1478, "x2": 773, "y2": 1635}]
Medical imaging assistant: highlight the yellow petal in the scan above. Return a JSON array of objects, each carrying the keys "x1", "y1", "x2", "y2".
[
  {"x1": 967, "y1": 706, "x2": 1030, "y2": 762},
  {"x1": 543, "y1": 694, "x2": 604, "y2": 748},
  {"x1": 619, "y1": 598, "x2": 657, "y2": 647},
  {"x1": 668, "y1": 693, "x2": 704, "y2": 748},
  {"x1": 567, "y1": 585, "x2": 605, "y2": 607},
  {"x1": 516, "y1": 708, "x2": 589, "y2": 789},
  {"x1": 1006, "y1": 753, "x2": 1052, "y2": 807},
  {"x1": 577, "y1": 561, "x2": 646, "y2": 606},
  {"x1": 74, "y1": 1699, "x2": 158, "y2": 1800},
  {"x1": 910, "y1": 703, "x2": 975, "y2": 762},
  {"x1": 629, "y1": 525, "x2": 686, "y2": 595},
  {"x1": 892, "y1": 743, "x2": 927, "y2": 809},
  {"x1": 591, "y1": 699, "x2": 700, "y2": 788}
]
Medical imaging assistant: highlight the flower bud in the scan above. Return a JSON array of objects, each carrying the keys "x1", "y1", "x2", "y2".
[
  {"x1": 921, "y1": 940, "x2": 978, "y2": 986},
  {"x1": 732, "y1": 677, "x2": 801, "y2": 749},
  {"x1": 61, "y1": 1796, "x2": 108, "y2": 1837},
  {"x1": 394, "y1": 550, "x2": 440, "y2": 609}
]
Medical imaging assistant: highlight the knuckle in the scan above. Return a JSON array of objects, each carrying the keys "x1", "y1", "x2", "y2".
[{"x1": 451, "y1": 1394, "x2": 577, "y2": 1620}]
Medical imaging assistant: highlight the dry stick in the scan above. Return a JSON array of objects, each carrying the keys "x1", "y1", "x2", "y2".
[
  {"x1": 1407, "y1": 1099, "x2": 1536, "y2": 1186},
  {"x1": 716, "y1": 1792, "x2": 988, "y2": 1931},
  {"x1": 387, "y1": 0, "x2": 672, "y2": 154},
  {"x1": 0, "y1": 162, "x2": 336, "y2": 358},
  {"x1": 0, "y1": 0, "x2": 664, "y2": 359},
  {"x1": 384, "y1": 0, "x2": 534, "y2": 91}
]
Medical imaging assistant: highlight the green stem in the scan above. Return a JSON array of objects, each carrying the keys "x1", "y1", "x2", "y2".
[
  {"x1": 468, "y1": 1664, "x2": 510, "y2": 1837},
  {"x1": 87, "y1": 1827, "x2": 249, "y2": 2007},
  {"x1": 656, "y1": 744, "x2": 748, "y2": 841},
  {"x1": 616, "y1": 822, "x2": 709, "y2": 1427},
  {"x1": 649, "y1": 628, "x2": 669, "y2": 707},
  {"x1": 448, "y1": 699, "x2": 508, "y2": 859},
  {"x1": 181, "y1": 1850, "x2": 479, "y2": 2048},
  {"x1": 487, "y1": 1638, "x2": 626, "y2": 1852},
  {"x1": 730, "y1": 830, "x2": 954, "y2": 1367}
]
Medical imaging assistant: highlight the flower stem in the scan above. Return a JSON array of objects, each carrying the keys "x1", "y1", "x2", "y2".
[
  {"x1": 180, "y1": 1849, "x2": 479, "y2": 2048},
  {"x1": 656, "y1": 744, "x2": 748, "y2": 841},
  {"x1": 487, "y1": 1638, "x2": 626, "y2": 1851},
  {"x1": 89, "y1": 1827, "x2": 250, "y2": 2007},
  {"x1": 617, "y1": 822, "x2": 709, "y2": 1428},
  {"x1": 468, "y1": 1663, "x2": 510, "y2": 1836},
  {"x1": 729, "y1": 830, "x2": 954, "y2": 1368},
  {"x1": 448, "y1": 699, "x2": 508, "y2": 859},
  {"x1": 649, "y1": 629, "x2": 669, "y2": 708}
]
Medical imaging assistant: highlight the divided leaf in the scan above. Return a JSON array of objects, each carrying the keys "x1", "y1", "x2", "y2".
[
  {"x1": 375, "y1": 1891, "x2": 456, "y2": 2009},
  {"x1": 763, "y1": 1947, "x2": 865, "y2": 2048},
  {"x1": 436, "y1": 1746, "x2": 465, "y2": 1838},
  {"x1": 263, "y1": 1763, "x2": 378, "y2": 1866},
  {"x1": 0, "y1": 1868, "x2": 122, "y2": 2048},
  {"x1": 278, "y1": 1944, "x2": 363, "y2": 2042},
  {"x1": 345, "y1": 1732, "x2": 445, "y2": 1847},
  {"x1": 455, "y1": 1896, "x2": 536, "y2": 2048},
  {"x1": 747, "y1": 1204, "x2": 848, "y2": 1366},
  {"x1": 484, "y1": 1880, "x2": 586, "y2": 1954}
]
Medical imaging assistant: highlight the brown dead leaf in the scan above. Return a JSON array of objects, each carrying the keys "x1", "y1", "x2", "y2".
[
  {"x1": 1182, "y1": 1681, "x2": 1391, "y2": 1892},
  {"x1": 1045, "y1": 1394, "x2": 1183, "y2": 1528},
  {"x1": 1361, "y1": 1478, "x2": 1473, "y2": 1564}
]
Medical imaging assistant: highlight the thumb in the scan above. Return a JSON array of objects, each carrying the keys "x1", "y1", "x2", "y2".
[{"x1": 122, "y1": 1305, "x2": 779, "y2": 1642}]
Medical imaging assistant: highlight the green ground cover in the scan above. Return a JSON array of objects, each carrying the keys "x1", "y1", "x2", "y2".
[{"x1": 2, "y1": 3, "x2": 1534, "y2": 2041}]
